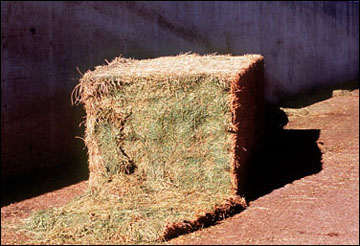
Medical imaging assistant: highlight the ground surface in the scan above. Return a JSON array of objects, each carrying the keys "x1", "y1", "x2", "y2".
[{"x1": 1, "y1": 88, "x2": 359, "y2": 245}]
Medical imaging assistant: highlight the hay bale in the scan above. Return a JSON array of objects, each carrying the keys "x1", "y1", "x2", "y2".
[{"x1": 69, "y1": 53, "x2": 264, "y2": 243}]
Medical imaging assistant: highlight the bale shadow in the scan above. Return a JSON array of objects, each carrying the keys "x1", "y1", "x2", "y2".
[{"x1": 243, "y1": 105, "x2": 323, "y2": 201}]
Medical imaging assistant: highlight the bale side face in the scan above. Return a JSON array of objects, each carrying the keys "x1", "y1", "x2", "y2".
[{"x1": 230, "y1": 59, "x2": 265, "y2": 195}]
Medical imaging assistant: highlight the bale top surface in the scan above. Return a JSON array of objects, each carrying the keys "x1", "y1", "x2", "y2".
[{"x1": 83, "y1": 53, "x2": 263, "y2": 83}]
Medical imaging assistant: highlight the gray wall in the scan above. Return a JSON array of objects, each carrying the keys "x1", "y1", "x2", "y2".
[{"x1": 1, "y1": 1, "x2": 359, "y2": 178}]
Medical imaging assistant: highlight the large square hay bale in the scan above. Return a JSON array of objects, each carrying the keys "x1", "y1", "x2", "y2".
[{"x1": 71, "y1": 53, "x2": 264, "y2": 242}]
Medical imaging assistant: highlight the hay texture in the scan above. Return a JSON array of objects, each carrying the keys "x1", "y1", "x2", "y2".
[
  {"x1": 74, "y1": 53, "x2": 264, "y2": 192},
  {"x1": 25, "y1": 53, "x2": 264, "y2": 244}
]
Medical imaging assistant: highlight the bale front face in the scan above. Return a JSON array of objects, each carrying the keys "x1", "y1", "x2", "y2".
[{"x1": 73, "y1": 53, "x2": 264, "y2": 242}]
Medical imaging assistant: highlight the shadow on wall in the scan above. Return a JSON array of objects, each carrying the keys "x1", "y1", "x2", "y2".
[
  {"x1": 243, "y1": 105, "x2": 323, "y2": 201},
  {"x1": 1, "y1": 156, "x2": 89, "y2": 207},
  {"x1": 277, "y1": 79, "x2": 359, "y2": 108}
]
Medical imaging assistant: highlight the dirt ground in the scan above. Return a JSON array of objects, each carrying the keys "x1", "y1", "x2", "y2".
[{"x1": 1, "y1": 88, "x2": 359, "y2": 245}]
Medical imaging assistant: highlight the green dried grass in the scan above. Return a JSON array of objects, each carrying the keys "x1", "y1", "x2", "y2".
[{"x1": 19, "y1": 53, "x2": 263, "y2": 244}]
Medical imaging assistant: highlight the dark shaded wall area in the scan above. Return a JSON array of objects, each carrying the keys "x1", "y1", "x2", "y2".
[{"x1": 1, "y1": 1, "x2": 359, "y2": 179}]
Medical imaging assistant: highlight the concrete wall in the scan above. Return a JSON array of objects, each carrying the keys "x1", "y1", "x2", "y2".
[{"x1": 1, "y1": 1, "x2": 359, "y2": 179}]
